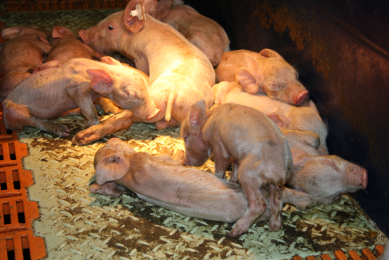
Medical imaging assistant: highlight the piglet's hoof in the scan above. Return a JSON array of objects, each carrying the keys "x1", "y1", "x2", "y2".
[
  {"x1": 51, "y1": 124, "x2": 70, "y2": 137},
  {"x1": 72, "y1": 125, "x2": 104, "y2": 145}
]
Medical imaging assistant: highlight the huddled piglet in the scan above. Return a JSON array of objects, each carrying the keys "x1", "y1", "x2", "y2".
[
  {"x1": 156, "y1": 0, "x2": 230, "y2": 67},
  {"x1": 213, "y1": 81, "x2": 328, "y2": 155},
  {"x1": 74, "y1": 0, "x2": 215, "y2": 144},
  {"x1": 46, "y1": 26, "x2": 106, "y2": 65},
  {"x1": 216, "y1": 49, "x2": 309, "y2": 105},
  {"x1": 46, "y1": 26, "x2": 121, "y2": 114},
  {"x1": 3, "y1": 57, "x2": 159, "y2": 136},
  {"x1": 277, "y1": 128, "x2": 368, "y2": 210},
  {"x1": 91, "y1": 138, "x2": 248, "y2": 223},
  {"x1": 0, "y1": 26, "x2": 52, "y2": 100},
  {"x1": 181, "y1": 100, "x2": 293, "y2": 236}
]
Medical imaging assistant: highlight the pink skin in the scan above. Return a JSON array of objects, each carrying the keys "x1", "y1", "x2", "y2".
[
  {"x1": 47, "y1": 26, "x2": 121, "y2": 114},
  {"x1": 276, "y1": 130, "x2": 368, "y2": 209},
  {"x1": 213, "y1": 81, "x2": 328, "y2": 155},
  {"x1": 0, "y1": 27, "x2": 51, "y2": 78},
  {"x1": 181, "y1": 101, "x2": 293, "y2": 236},
  {"x1": 75, "y1": 0, "x2": 214, "y2": 144},
  {"x1": 3, "y1": 57, "x2": 159, "y2": 137},
  {"x1": 157, "y1": 0, "x2": 230, "y2": 67},
  {"x1": 47, "y1": 26, "x2": 107, "y2": 65},
  {"x1": 215, "y1": 49, "x2": 309, "y2": 105},
  {"x1": 91, "y1": 138, "x2": 248, "y2": 223}
]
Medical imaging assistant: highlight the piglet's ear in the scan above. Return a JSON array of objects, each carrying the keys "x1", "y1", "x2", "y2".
[
  {"x1": 156, "y1": 0, "x2": 174, "y2": 20},
  {"x1": 95, "y1": 153, "x2": 129, "y2": 185},
  {"x1": 1, "y1": 27, "x2": 22, "y2": 40},
  {"x1": 87, "y1": 69, "x2": 113, "y2": 94},
  {"x1": 189, "y1": 100, "x2": 206, "y2": 134},
  {"x1": 267, "y1": 113, "x2": 291, "y2": 128},
  {"x1": 259, "y1": 49, "x2": 284, "y2": 60},
  {"x1": 235, "y1": 67, "x2": 264, "y2": 94},
  {"x1": 322, "y1": 159, "x2": 339, "y2": 171},
  {"x1": 124, "y1": 0, "x2": 146, "y2": 33},
  {"x1": 52, "y1": 26, "x2": 73, "y2": 38},
  {"x1": 101, "y1": 56, "x2": 123, "y2": 66}
]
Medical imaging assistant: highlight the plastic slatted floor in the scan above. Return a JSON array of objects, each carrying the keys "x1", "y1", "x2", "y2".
[{"x1": 0, "y1": 109, "x2": 46, "y2": 259}]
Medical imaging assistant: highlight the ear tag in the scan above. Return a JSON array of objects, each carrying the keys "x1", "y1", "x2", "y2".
[{"x1": 130, "y1": 4, "x2": 147, "y2": 20}]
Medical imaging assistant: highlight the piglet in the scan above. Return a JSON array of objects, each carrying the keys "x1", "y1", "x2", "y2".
[
  {"x1": 3, "y1": 57, "x2": 159, "y2": 136},
  {"x1": 213, "y1": 81, "x2": 328, "y2": 155},
  {"x1": 157, "y1": 0, "x2": 230, "y2": 67},
  {"x1": 0, "y1": 26, "x2": 51, "y2": 77},
  {"x1": 181, "y1": 101, "x2": 293, "y2": 236},
  {"x1": 216, "y1": 49, "x2": 309, "y2": 105},
  {"x1": 75, "y1": 0, "x2": 215, "y2": 144},
  {"x1": 0, "y1": 26, "x2": 52, "y2": 99},
  {"x1": 283, "y1": 148, "x2": 368, "y2": 209},
  {"x1": 91, "y1": 138, "x2": 248, "y2": 222},
  {"x1": 46, "y1": 26, "x2": 106, "y2": 65},
  {"x1": 46, "y1": 26, "x2": 121, "y2": 114}
]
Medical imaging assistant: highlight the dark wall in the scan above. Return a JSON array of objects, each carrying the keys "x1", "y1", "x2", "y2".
[{"x1": 185, "y1": 0, "x2": 389, "y2": 235}]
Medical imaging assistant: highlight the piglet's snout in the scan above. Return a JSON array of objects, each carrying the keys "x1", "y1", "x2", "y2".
[
  {"x1": 361, "y1": 169, "x2": 368, "y2": 190},
  {"x1": 293, "y1": 90, "x2": 309, "y2": 105}
]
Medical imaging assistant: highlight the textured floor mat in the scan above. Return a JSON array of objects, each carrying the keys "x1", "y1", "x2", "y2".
[{"x1": 19, "y1": 113, "x2": 386, "y2": 260}]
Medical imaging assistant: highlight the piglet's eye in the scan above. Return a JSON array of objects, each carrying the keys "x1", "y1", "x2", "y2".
[{"x1": 108, "y1": 25, "x2": 114, "y2": 30}]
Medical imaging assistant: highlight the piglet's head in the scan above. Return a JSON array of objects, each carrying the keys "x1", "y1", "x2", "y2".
[
  {"x1": 94, "y1": 138, "x2": 135, "y2": 185},
  {"x1": 181, "y1": 100, "x2": 212, "y2": 166}
]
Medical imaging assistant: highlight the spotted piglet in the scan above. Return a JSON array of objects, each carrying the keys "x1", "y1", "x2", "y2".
[{"x1": 181, "y1": 101, "x2": 293, "y2": 236}]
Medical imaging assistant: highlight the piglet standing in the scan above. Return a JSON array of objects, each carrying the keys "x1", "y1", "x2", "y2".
[
  {"x1": 3, "y1": 57, "x2": 159, "y2": 136},
  {"x1": 74, "y1": 0, "x2": 215, "y2": 144},
  {"x1": 181, "y1": 101, "x2": 293, "y2": 236},
  {"x1": 157, "y1": 0, "x2": 230, "y2": 67},
  {"x1": 216, "y1": 49, "x2": 309, "y2": 105},
  {"x1": 91, "y1": 138, "x2": 248, "y2": 222},
  {"x1": 213, "y1": 81, "x2": 328, "y2": 155}
]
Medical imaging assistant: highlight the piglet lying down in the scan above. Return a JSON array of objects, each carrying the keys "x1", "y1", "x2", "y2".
[
  {"x1": 91, "y1": 138, "x2": 248, "y2": 223},
  {"x1": 3, "y1": 57, "x2": 159, "y2": 137},
  {"x1": 91, "y1": 138, "x2": 368, "y2": 231}
]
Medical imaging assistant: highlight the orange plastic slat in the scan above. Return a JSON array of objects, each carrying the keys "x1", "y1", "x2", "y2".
[
  {"x1": 293, "y1": 257, "x2": 303, "y2": 260},
  {"x1": 307, "y1": 256, "x2": 317, "y2": 260},
  {"x1": 375, "y1": 245, "x2": 384, "y2": 257},
  {"x1": 322, "y1": 254, "x2": 333, "y2": 260},
  {"x1": 335, "y1": 250, "x2": 349, "y2": 260},
  {"x1": 0, "y1": 238, "x2": 7, "y2": 259},
  {"x1": 0, "y1": 230, "x2": 46, "y2": 260},
  {"x1": 362, "y1": 248, "x2": 376, "y2": 260},
  {"x1": 349, "y1": 250, "x2": 363, "y2": 260}
]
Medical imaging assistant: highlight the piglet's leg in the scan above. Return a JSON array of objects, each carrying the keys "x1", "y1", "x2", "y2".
[
  {"x1": 94, "y1": 97, "x2": 122, "y2": 114},
  {"x1": 282, "y1": 187, "x2": 318, "y2": 210},
  {"x1": 231, "y1": 161, "x2": 239, "y2": 184},
  {"x1": 73, "y1": 109, "x2": 133, "y2": 145},
  {"x1": 4, "y1": 101, "x2": 70, "y2": 137},
  {"x1": 155, "y1": 118, "x2": 180, "y2": 130},
  {"x1": 213, "y1": 136, "x2": 230, "y2": 179},
  {"x1": 65, "y1": 82, "x2": 100, "y2": 126},
  {"x1": 90, "y1": 182, "x2": 124, "y2": 197},
  {"x1": 230, "y1": 157, "x2": 267, "y2": 237},
  {"x1": 268, "y1": 184, "x2": 283, "y2": 231}
]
